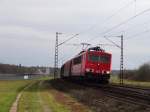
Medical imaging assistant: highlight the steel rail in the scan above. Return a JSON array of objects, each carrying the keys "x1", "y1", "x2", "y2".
[{"x1": 75, "y1": 81, "x2": 150, "y2": 107}]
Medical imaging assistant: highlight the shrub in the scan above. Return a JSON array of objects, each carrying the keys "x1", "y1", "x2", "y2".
[
  {"x1": 136, "y1": 63, "x2": 150, "y2": 81},
  {"x1": 123, "y1": 63, "x2": 150, "y2": 81}
]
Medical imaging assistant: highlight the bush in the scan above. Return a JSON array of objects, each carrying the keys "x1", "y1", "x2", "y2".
[
  {"x1": 136, "y1": 63, "x2": 150, "y2": 81},
  {"x1": 123, "y1": 63, "x2": 150, "y2": 81},
  {"x1": 123, "y1": 70, "x2": 137, "y2": 80}
]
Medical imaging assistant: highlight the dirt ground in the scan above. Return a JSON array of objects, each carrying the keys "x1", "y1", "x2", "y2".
[{"x1": 49, "y1": 79, "x2": 150, "y2": 112}]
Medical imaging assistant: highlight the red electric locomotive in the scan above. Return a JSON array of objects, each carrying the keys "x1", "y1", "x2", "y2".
[{"x1": 60, "y1": 46, "x2": 112, "y2": 83}]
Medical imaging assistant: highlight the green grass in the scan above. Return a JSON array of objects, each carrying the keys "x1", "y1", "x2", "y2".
[
  {"x1": 18, "y1": 81, "x2": 43, "y2": 112},
  {"x1": 18, "y1": 80, "x2": 70, "y2": 112},
  {"x1": 110, "y1": 75, "x2": 150, "y2": 87},
  {"x1": 0, "y1": 80, "x2": 33, "y2": 112},
  {"x1": 39, "y1": 76, "x2": 53, "y2": 80},
  {"x1": 39, "y1": 81, "x2": 70, "y2": 112}
]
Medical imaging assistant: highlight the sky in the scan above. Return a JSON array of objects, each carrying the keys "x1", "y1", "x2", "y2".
[{"x1": 0, "y1": 0, "x2": 150, "y2": 69}]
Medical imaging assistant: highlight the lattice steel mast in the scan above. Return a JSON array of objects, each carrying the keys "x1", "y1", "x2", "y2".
[
  {"x1": 54, "y1": 32, "x2": 61, "y2": 79},
  {"x1": 104, "y1": 35, "x2": 124, "y2": 85},
  {"x1": 120, "y1": 35, "x2": 124, "y2": 85},
  {"x1": 54, "y1": 33, "x2": 78, "y2": 79}
]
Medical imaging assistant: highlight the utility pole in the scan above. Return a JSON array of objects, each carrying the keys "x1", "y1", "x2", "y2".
[
  {"x1": 53, "y1": 33, "x2": 78, "y2": 79},
  {"x1": 104, "y1": 35, "x2": 124, "y2": 85},
  {"x1": 54, "y1": 32, "x2": 62, "y2": 79},
  {"x1": 120, "y1": 35, "x2": 124, "y2": 85}
]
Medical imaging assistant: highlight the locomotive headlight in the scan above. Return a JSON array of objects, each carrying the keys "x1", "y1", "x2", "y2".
[
  {"x1": 106, "y1": 71, "x2": 110, "y2": 74},
  {"x1": 86, "y1": 68, "x2": 90, "y2": 72},
  {"x1": 86, "y1": 68, "x2": 94, "y2": 72}
]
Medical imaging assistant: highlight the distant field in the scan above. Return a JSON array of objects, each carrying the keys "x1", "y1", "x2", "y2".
[
  {"x1": 0, "y1": 80, "x2": 34, "y2": 112},
  {"x1": 110, "y1": 75, "x2": 150, "y2": 87}
]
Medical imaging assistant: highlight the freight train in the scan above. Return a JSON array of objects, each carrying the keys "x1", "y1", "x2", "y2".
[{"x1": 60, "y1": 46, "x2": 112, "y2": 83}]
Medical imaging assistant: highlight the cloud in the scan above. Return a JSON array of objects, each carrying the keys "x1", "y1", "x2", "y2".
[{"x1": 0, "y1": 0, "x2": 150, "y2": 69}]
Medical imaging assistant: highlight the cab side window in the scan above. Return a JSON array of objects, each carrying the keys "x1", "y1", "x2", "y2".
[{"x1": 73, "y1": 56, "x2": 82, "y2": 65}]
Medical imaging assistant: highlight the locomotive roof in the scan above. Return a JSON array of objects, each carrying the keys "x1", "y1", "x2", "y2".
[
  {"x1": 76, "y1": 48, "x2": 111, "y2": 57},
  {"x1": 61, "y1": 46, "x2": 111, "y2": 67},
  {"x1": 88, "y1": 46, "x2": 105, "y2": 52},
  {"x1": 77, "y1": 46, "x2": 105, "y2": 55}
]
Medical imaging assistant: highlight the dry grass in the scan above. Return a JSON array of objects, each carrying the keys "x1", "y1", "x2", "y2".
[{"x1": 18, "y1": 79, "x2": 90, "y2": 112}]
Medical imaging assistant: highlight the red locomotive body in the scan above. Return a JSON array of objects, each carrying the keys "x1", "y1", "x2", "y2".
[{"x1": 60, "y1": 47, "x2": 112, "y2": 83}]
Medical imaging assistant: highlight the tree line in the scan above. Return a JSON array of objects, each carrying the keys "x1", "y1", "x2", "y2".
[
  {"x1": 124, "y1": 63, "x2": 150, "y2": 81},
  {"x1": 0, "y1": 63, "x2": 39, "y2": 75}
]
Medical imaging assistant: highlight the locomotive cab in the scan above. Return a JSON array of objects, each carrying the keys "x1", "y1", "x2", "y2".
[{"x1": 85, "y1": 47, "x2": 112, "y2": 83}]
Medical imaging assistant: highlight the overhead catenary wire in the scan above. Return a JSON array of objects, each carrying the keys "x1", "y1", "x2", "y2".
[
  {"x1": 126, "y1": 28, "x2": 150, "y2": 40},
  {"x1": 57, "y1": 0, "x2": 135, "y2": 48},
  {"x1": 57, "y1": 0, "x2": 133, "y2": 47},
  {"x1": 102, "y1": 0, "x2": 135, "y2": 23},
  {"x1": 87, "y1": 7, "x2": 150, "y2": 43},
  {"x1": 106, "y1": 19, "x2": 150, "y2": 37},
  {"x1": 57, "y1": 34, "x2": 79, "y2": 47},
  {"x1": 64, "y1": 43, "x2": 81, "y2": 46},
  {"x1": 58, "y1": 45, "x2": 81, "y2": 64},
  {"x1": 103, "y1": 36, "x2": 121, "y2": 48},
  {"x1": 75, "y1": 0, "x2": 135, "y2": 35}
]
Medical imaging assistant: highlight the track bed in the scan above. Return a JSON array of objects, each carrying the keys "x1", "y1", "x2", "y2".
[{"x1": 52, "y1": 79, "x2": 150, "y2": 112}]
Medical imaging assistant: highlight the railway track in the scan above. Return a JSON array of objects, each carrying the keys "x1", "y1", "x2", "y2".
[
  {"x1": 68, "y1": 80, "x2": 150, "y2": 108},
  {"x1": 84, "y1": 83, "x2": 150, "y2": 107}
]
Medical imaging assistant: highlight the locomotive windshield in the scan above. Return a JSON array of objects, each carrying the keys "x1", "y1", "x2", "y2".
[{"x1": 88, "y1": 55, "x2": 110, "y2": 63}]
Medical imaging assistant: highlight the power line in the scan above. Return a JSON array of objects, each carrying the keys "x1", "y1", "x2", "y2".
[
  {"x1": 96, "y1": 43, "x2": 116, "y2": 46},
  {"x1": 102, "y1": 0, "x2": 134, "y2": 24},
  {"x1": 88, "y1": 7, "x2": 150, "y2": 42},
  {"x1": 58, "y1": 34, "x2": 79, "y2": 46},
  {"x1": 107, "y1": 19, "x2": 150, "y2": 37},
  {"x1": 58, "y1": 46, "x2": 81, "y2": 64},
  {"x1": 104, "y1": 36, "x2": 121, "y2": 48},
  {"x1": 102, "y1": 8, "x2": 150, "y2": 34},
  {"x1": 57, "y1": 0, "x2": 134, "y2": 44},
  {"x1": 126, "y1": 28, "x2": 150, "y2": 40},
  {"x1": 76, "y1": 0, "x2": 135, "y2": 35},
  {"x1": 64, "y1": 43, "x2": 81, "y2": 46}
]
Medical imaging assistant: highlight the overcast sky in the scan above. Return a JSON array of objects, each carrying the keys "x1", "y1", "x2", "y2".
[{"x1": 0, "y1": 0, "x2": 150, "y2": 69}]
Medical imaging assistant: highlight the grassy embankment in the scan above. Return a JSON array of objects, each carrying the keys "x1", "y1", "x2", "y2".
[
  {"x1": 18, "y1": 79, "x2": 91, "y2": 112},
  {"x1": 0, "y1": 80, "x2": 34, "y2": 112},
  {"x1": 18, "y1": 80, "x2": 69, "y2": 112},
  {"x1": 110, "y1": 75, "x2": 150, "y2": 87}
]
